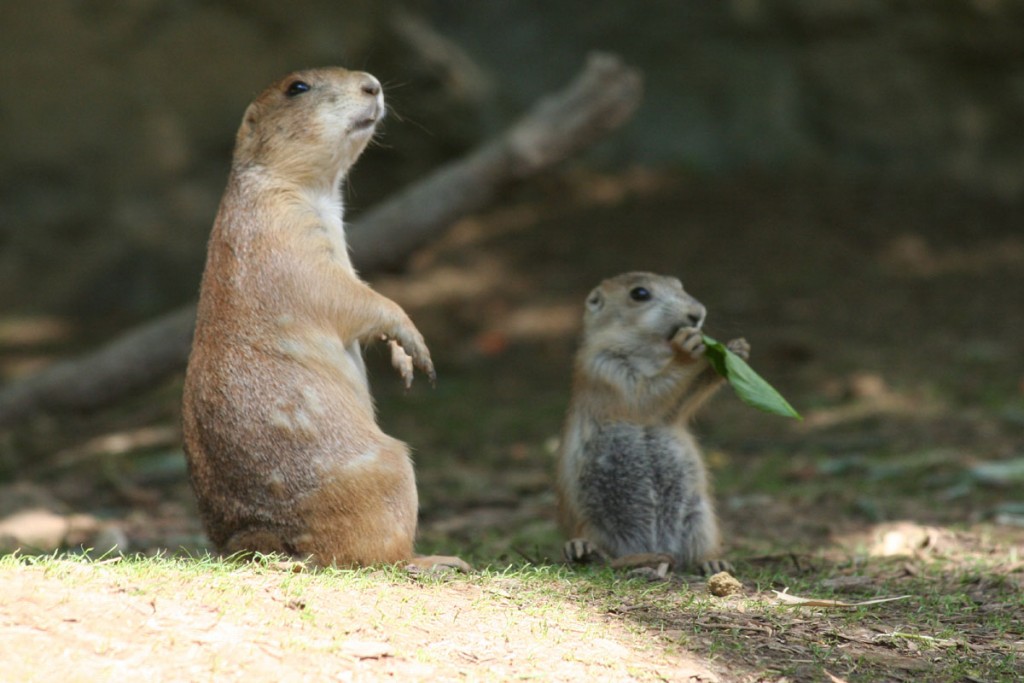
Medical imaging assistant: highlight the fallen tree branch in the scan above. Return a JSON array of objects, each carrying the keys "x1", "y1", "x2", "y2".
[
  {"x1": 349, "y1": 51, "x2": 643, "y2": 270},
  {"x1": 0, "y1": 53, "x2": 642, "y2": 429},
  {"x1": 0, "y1": 307, "x2": 198, "y2": 429}
]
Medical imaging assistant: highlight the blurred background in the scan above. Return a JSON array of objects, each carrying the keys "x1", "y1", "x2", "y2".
[
  {"x1": 0, "y1": 1, "x2": 1022, "y2": 564},
  {"x1": 3, "y1": 1, "x2": 1023, "y2": 319}
]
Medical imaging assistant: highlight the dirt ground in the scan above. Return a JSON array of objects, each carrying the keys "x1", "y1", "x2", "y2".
[{"x1": 1, "y1": 169, "x2": 1023, "y2": 681}]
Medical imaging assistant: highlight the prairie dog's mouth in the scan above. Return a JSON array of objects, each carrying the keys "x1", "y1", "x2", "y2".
[{"x1": 353, "y1": 100, "x2": 385, "y2": 131}]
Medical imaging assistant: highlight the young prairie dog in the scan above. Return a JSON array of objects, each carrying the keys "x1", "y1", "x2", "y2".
[
  {"x1": 556, "y1": 272, "x2": 749, "y2": 575},
  {"x1": 182, "y1": 67, "x2": 465, "y2": 571}
]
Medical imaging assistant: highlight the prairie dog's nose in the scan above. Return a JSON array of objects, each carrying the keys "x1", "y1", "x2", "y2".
[
  {"x1": 359, "y1": 73, "x2": 381, "y2": 97},
  {"x1": 687, "y1": 305, "x2": 706, "y2": 328}
]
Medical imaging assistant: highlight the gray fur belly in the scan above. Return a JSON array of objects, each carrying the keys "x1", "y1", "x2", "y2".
[{"x1": 577, "y1": 424, "x2": 709, "y2": 562}]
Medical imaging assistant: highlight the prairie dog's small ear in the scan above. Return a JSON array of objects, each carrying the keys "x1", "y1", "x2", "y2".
[
  {"x1": 237, "y1": 102, "x2": 259, "y2": 141},
  {"x1": 586, "y1": 288, "x2": 604, "y2": 313}
]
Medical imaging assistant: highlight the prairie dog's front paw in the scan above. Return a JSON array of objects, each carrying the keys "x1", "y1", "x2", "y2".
[
  {"x1": 726, "y1": 337, "x2": 750, "y2": 360},
  {"x1": 389, "y1": 324, "x2": 435, "y2": 387},
  {"x1": 671, "y1": 326, "x2": 706, "y2": 361},
  {"x1": 387, "y1": 339, "x2": 415, "y2": 388}
]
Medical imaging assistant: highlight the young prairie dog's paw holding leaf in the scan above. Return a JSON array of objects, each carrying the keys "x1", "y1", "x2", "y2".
[
  {"x1": 702, "y1": 334, "x2": 800, "y2": 420},
  {"x1": 725, "y1": 337, "x2": 750, "y2": 361},
  {"x1": 671, "y1": 326, "x2": 707, "y2": 360}
]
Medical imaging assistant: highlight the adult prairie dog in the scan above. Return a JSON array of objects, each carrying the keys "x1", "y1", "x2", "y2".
[
  {"x1": 556, "y1": 272, "x2": 748, "y2": 574},
  {"x1": 182, "y1": 67, "x2": 464, "y2": 570}
]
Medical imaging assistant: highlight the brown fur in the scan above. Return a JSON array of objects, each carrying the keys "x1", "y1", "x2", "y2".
[{"x1": 182, "y1": 67, "x2": 463, "y2": 570}]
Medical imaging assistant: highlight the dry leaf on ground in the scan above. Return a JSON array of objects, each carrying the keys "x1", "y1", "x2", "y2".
[{"x1": 772, "y1": 588, "x2": 912, "y2": 609}]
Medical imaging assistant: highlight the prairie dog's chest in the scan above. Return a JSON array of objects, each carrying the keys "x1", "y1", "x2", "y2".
[
  {"x1": 319, "y1": 195, "x2": 351, "y2": 252},
  {"x1": 274, "y1": 192, "x2": 366, "y2": 378}
]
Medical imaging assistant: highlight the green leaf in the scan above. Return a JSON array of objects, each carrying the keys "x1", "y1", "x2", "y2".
[{"x1": 702, "y1": 335, "x2": 801, "y2": 420}]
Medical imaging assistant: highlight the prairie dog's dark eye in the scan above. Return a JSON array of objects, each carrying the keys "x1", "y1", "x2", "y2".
[
  {"x1": 629, "y1": 286, "x2": 652, "y2": 302},
  {"x1": 285, "y1": 80, "x2": 311, "y2": 97}
]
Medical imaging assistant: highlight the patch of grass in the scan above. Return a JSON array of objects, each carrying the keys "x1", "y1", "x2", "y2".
[
  {"x1": 4, "y1": 525, "x2": 1023, "y2": 681},
  {"x1": 647, "y1": 548, "x2": 1022, "y2": 681},
  {"x1": 713, "y1": 444, "x2": 1024, "y2": 540}
]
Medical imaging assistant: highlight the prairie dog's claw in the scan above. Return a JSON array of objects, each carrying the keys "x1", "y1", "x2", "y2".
[
  {"x1": 387, "y1": 339, "x2": 415, "y2": 388},
  {"x1": 725, "y1": 337, "x2": 750, "y2": 360},
  {"x1": 389, "y1": 327, "x2": 434, "y2": 387},
  {"x1": 672, "y1": 326, "x2": 706, "y2": 360}
]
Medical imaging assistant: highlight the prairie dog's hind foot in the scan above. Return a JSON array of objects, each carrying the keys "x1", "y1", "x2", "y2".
[
  {"x1": 405, "y1": 554, "x2": 472, "y2": 574},
  {"x1": 698, "y1": 558, "x2": 735, "y2": 576},
  {"x1": 563, "y1": 538, "x2": 608, "y2": 564},
  {"x1": 611, "y1": 553, "x2": 675, "y2": 581},
  {"x1": 626, "y1": 564, "x2": 671, "y2": 581},
  {"x1": 563, "y1": 541, "x2": 676, "y2": 582}
]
